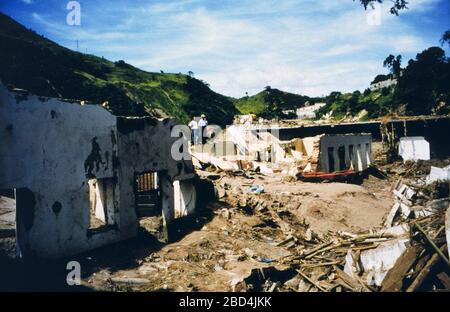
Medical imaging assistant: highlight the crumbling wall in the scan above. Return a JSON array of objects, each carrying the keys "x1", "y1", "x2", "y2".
[
  {"x1": 0, "y1": 83, "x2": 199, "y2": 260},
  {"x1": 0, "y1": 83, "x2": 126, "y2": 259},
  {"x1": 116, "y1": 116, "x2": 197, "y2": 227},
  {"x1": 318, "y1": 134, "x2": 372, "y2": 173},
  {"x1": 276, "y1": 117, "x2": 450, "y2": 159}
]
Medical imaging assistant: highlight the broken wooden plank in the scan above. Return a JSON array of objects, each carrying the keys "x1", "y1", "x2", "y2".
[
  {"x1": 334, "y1": 278, "x2": 355, "y2": 292},
  {"x1": 110, "y1": 277, "x2": 150, "y2": 285},
  {"x1": 385, "y1": 203, "x2": 400, "y2": 227},
  {"x1": 406, "y1": 249, "x2": 432, "y2": 286},
  {"x1": 415, "y1": 223, "x2": 450, "y2": 269},
  {"x1": 334, "y1": 267, "x2": 361, "y2": 291},
  {"x1": 392, "y1": 179, "x2": 402, "y2": 192},
  {"x1": 406, "y1": 244, "x2": 447, "y2": 292},
  {"x1": 381, "y1": 244, "x2": 423, "y2": 292},
  {"x1": 301, "y1": 260, "x2": 341, "y2": 268},
  {"x1": 436, "y1": 272, "x2": 450, "y2": 289},
  {"x1": 301, "y1": 241, "x2": 333, "y2": 258},
  {"x1": 296, "y1": 270, "x2": 327, "y2": 292},
  {"x1": 348, "y1": 244, "x2": 380, "y2": 252},
  {"x1": 354, "y1": 274, "x2": 375, "y2": 292},
  {"x1": 304, "y1": 243, "x2": 341, "y2": 260},
  {"x1": 276, "y1": 235, "x2": 296, "y2": 247},
  {"x1": 268, "y1": 281, "x2": 279, "y2": 292}
]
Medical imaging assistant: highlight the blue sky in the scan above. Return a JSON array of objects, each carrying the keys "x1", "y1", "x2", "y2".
[{"x1": 1, "y1": 0, "x2": 449, "y2": 97}]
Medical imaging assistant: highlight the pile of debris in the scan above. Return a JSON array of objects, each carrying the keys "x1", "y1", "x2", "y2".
[
  {"x1": 193, "y1": 124, "x2": 374, "y2": 182},
  {"x1": 380, "y1": 211, "x2": 449, "y2": 291},
  {"x1": 295, "y1": 167, "x2": 449, "y2": 292},
  {"x1": 81, "y1": 160, "x2": 449, "y2": 292},
  {"x1": 387, "y1": 180, "x2": 449, "y2": 227},
  {"x1": 209, "y1": 164, "x2": 450, "y2": 292},
  {"x1": 232, "y1": 209, "x2": 449, "y2": 292},
  {"x1": 387, "y1": 159, "x2": 450, "y2": 179}
]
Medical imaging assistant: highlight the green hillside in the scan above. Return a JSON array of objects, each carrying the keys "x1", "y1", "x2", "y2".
[
  {"x1": 316, "y1": 87, "x2": 395, "y2": 121},
  {"x1": 3, "y1": 12, "x2": 445, "y2": 125},
  {"x1": 0, "y1": 12, "x2": 237, "y2": 126},
  {"x1": 316, "y1": 46, "x2": 450, "y2": 121},
  {"x1": 234, "y1": 87, "x2": 324, "y2": 118}
]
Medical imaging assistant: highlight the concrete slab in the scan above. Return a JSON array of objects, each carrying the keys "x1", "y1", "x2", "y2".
[{"x1": 398, "y1": 137, "x2": 430, "y2": 162}]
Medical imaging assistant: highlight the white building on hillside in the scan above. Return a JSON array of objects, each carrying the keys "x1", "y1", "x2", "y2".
[
  {"x1": 296, "y1": 103, "x2": 326, "y2": 119},
  {"x1": 370, "y1": 78, "x2": 397, "y2": 91}
]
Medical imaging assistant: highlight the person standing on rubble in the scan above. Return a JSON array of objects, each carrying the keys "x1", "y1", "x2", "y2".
[
  {"x1": 198, "y1": 114, "x2": 208, "y2": 144},
  {"x1": 188, "y1": 116, "x2": 198, "y2": 145}
]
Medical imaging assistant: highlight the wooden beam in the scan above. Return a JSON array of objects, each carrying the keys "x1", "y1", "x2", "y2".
[
  {"x1": 415, "y1": 223, "x2": 450, "y2": 269},
  {"x1": 406, "y1": 244, "x2": 447, "y2": 292},
  {"x1": 436, "y1": 272, "x2": 450, "y2": 289},
  {"x1": 296, "y1": 270, "x2": 327, "y2": 292},
  {"x1": 381, "y1": 244, "x2": 423, "y2": 292}
]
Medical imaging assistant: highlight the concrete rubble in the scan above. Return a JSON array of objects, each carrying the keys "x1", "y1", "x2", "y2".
[
  {"x1": 192, "y1": 125, "x2": 374, "y2": 183},
  {"x1": 398, "y1": 137, "x2": 430, "y2": 162},
  {"x1": 427, "y1": 165, "x2": 450, "y2": 184}
]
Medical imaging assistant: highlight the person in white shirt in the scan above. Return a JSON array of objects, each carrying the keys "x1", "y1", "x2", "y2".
[
  {"x1": 198, "y1": 114, "x2": 208, "y2": 144},
  {"x1": 188, "y1": 117, "x2": 198, "y2": 145}
]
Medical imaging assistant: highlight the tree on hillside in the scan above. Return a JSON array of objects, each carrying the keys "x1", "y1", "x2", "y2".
[
  {"x1": 383, "y1": 54, "x2": 402, "y2": 78},
  {"x1": 260, "y1": 87, "x2": 283, "y2": 119},
  {"x1": 348, "y1": 91, "x2": 363, "y2": 115},
  {"x1": 440, "y1": 30, "x2": 450, "y2": 48},
  {"x1": 326, "y1": 92, "x2": 342, "y2": 104},
  {"x1": 358, "y1": 0, "x2": 408, "y2": 15},
  {"x1": 395, "y1": 47, "x2": 450, "y2": 115},
  {"x1": 187, "y1": 71, "x2": 194, "y2": 77},
  {"x1": 371, "y1": 74, "x2": 391, "y2": 84}
]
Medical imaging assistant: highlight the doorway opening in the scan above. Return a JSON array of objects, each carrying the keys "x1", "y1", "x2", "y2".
[
  {"x1": 327, "y1": 147, "x2": 335, "y2": 172},
  {"x1": 0, "y1": 189, "x2": 16, "y2": 259},
  {"x1": 88, "y1": 178, "x2": 116, "y2": 235},
  {"x1": 134, "y1": 171, "x2": 164, "y2": 240},
  {"x1": 338, "y1": 146, "x2": 346, "y2": 171}
]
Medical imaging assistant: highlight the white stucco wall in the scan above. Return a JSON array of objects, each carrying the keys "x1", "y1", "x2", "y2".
[
  {"x1": 398, "y1": 137, "x2": 430, "y2": 162},
  {"x1": 0, "y1": 83, "x2": 125, "y2": 259},
  {"x1": 318, "y1": 134, "x2": 372, "y2": 173},
  {"x1": 115, "y1": 117, "x2": 197, "y2": 228},
  {"x1": 0, "y1": 83, "x2": 199, "y2": 260}
]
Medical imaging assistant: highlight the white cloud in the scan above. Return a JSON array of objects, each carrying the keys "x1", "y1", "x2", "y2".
[
  {"x1": 29, "y1": 0, "x2": 445, "y2": 97},
  {"x1": 389, "y1": 36, "x2": 425, "y2": 53},
  {"x1": 321, "y1": 44, "x2": 367, "y2": 57},
  {"x1": 146, "y1": 0, "x2": 199, "y2": 14},
  {"x1": 406, "y1": 0, "x2": 442, "y2": 12}
]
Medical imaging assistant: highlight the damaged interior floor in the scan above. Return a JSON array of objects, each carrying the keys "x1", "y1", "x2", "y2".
[{"x1": 1, "y1": 159, "x2": 449, "y2": 292}]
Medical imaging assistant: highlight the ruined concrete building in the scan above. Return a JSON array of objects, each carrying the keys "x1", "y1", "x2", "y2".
[
  {"x1": 193, "y1": 125, "x2": 372, "y2": 174},
  {"x1": 0, "y1": 83, "x2": 201, "y2": 260},
  {"x1": 317, "y1": 134, "x2": 372, "y2": 173}
]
